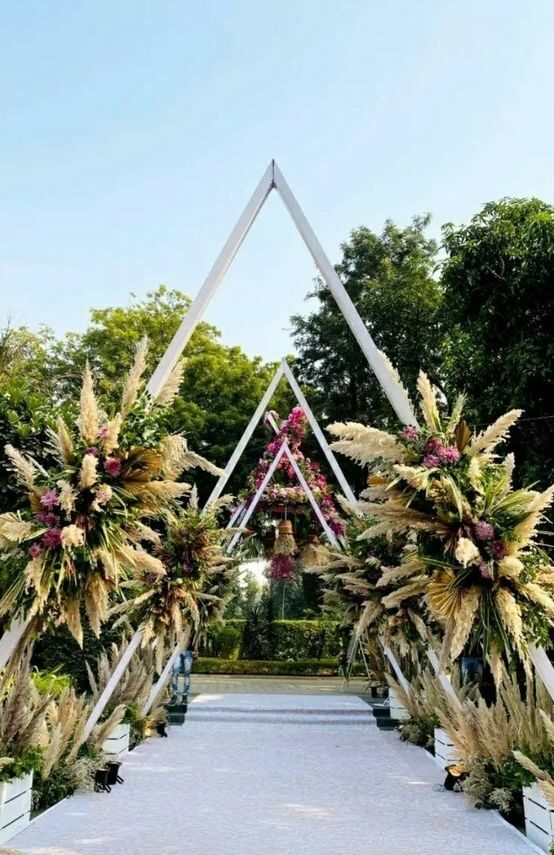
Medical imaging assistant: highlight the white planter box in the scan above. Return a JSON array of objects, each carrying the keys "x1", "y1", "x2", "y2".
[
  {"x1": 523, "y1": 782, "x2": 554, "y2": 851},
  {"x1": 102, "y1": 722, "x2": 130, "y2": 761},
  {"x1": 433, "y1": 727, "x2": 460, "y2": 769},
  {"x1": 388, "y1": 688, "x2": 410, "y2": 721},
  {"x1": 0, "y1": 771, "x2": 33, "y2": 845}
]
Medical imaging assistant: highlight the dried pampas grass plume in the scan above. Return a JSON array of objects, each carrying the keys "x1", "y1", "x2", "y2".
[
  {"x1": 4, "y1": 444, "x2": 36, "y2": 489},
  {"x1": 156, "y1": 359, "x2": 185, "y2": 406},
  {"x1": 121, "y1": 337, "x2": 148, "y2": 415},
  {"x1": 468, "y1": 409, "x2": 523, "y2": 458},
  {"x1": 78, "y1": 362, "x2": 99, "y2": 444}
]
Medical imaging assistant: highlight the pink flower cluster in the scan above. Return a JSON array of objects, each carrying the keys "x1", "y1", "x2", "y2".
[
  {"x1": 268, "y1": 553, "x2": 296, "y2": 581},
  {"x1": 422, "y1": 438, "x2": 461, "y2": 469}
]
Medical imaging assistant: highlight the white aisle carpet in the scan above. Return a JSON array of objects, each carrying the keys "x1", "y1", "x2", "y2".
[{"x1": 9, "y1": 693, "x2": 534, "y2": 855}]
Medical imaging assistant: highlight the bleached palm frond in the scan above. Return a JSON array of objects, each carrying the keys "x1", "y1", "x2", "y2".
[{"x1": 468, "y1": 409, "x2": 523, "y2": 457}]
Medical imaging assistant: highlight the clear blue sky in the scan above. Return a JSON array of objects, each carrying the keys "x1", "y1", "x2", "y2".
[{"x1": 2, "y1": 1, "x2": 553, "y2": 360}]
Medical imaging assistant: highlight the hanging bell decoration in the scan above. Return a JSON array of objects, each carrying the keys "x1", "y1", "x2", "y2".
[
  {"x1": 299, "y1": 534, "x2": 327, "y2": 568},
  {"x1": 273, "y1": 519, "x2": 297, "y2": 556}
]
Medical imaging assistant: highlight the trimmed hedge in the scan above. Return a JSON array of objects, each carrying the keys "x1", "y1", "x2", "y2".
[
  {"x1": 195, "y1": 658, "x2": 365, "y2": 676},
  {"x1": 203, "y1": 619, "x2": 343, "y2": 661}
]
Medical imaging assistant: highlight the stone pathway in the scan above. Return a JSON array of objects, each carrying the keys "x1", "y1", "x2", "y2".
[{"x1": 9, "y1": 692, "x2": 534, "y2": 855}]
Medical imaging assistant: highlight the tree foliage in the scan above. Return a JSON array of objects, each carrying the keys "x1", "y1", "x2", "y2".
[{"x1": 440, "y1": 198, "x2": 554, "y2": 484}]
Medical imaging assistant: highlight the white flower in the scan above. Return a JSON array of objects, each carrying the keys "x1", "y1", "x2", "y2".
[
  {"x1": 455, "y1": 537, "x2": 481, "y2": 567},
  {"x1": 57, "y1": 480, "x2": 76, "y2": 513},
  {"x1": 61, "y1": 524, "x2": 85, "y2": 549},
  {"x1": 79, "y1": 453, "x2": 98, "y2": 489}
]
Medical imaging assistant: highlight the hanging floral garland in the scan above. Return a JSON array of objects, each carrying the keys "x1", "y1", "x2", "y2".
[
  {"x1": 0, "y1": 340, "x2": 220, "y2": 647},
  {"x1": 329, "y1": 372, "x2": 554, "y2": 680},
  {"x1": 241, "y1": 406, "x2": 344, "y2": 583}
]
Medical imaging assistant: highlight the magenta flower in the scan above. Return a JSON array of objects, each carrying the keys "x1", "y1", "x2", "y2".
[
  {"x1": 35, "y1": 512, "x2": 59, "y2": 527},
  {"x1": 97, "y1": 425, "x2": 110, "y2": 439},
  {"x1": 29, "y1": 542, "x2": 42, "y2": 559},
  {"x1": 474, "y1": 521, "x2": 495, "y2": 542},
  {"x1": 401, "y1": 426, "x2": 419, "y2": 440},
  {"x1": 491, "y1": 540, "x2": 506, "y2": 559},
  {"x1": 422, "y1": 454, "x2": 441, "y2": 468},
  {"x1": 103, "y1": 457, "x2": 122, "y2": 478},
  {"x1": 479, "y1": 562, "x2": 494, "y2": 580},
  {"x1": 438, "y1": 446, "x2": 461, "y2": 465},
  {"x1": 40, "y1": 490, "x2": 59, "y2": 509},
  {"x1": 42, "y1": 527, "x2": 62, "y2": 549},
  {"x1": 424, "y1": 438, "x2": 443, "y2": 455},
  {"x1": 85, "y1": 446, "x2": 99, "y2": 457}
]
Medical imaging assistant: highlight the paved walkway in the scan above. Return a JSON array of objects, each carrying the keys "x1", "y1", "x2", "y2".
[
  {"x1": 191, "y1": 674, "x2": 369, "y2": 695},
  {"x1": 9, "y1": 692, "x2": 533, "y2": 855}
]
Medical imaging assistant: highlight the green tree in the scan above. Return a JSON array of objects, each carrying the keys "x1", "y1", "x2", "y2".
[
  {"x1": 440, "y1": 198, "x2": 554, "y2": 484},
  {"x1": 291, "y1": 216, "x2": 442, "y2": 486}
]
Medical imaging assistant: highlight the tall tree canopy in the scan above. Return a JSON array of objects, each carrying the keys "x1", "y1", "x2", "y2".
[{"x1": 440, "y1": 198, "x2": 554, "y2": 484}]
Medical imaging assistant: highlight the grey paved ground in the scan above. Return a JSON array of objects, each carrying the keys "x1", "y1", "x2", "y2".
[
  {"x1": 8, "y1": 692, "x2": 534, "y2": 855},
  {"x1": 190, "y1": 674, "x2": 369, "y2": 696}
]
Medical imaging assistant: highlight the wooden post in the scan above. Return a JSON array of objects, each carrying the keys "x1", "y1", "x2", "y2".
[
  {"x1": 83, "y1": 628, "x2": 143, "y2": 741},
  {"x1": 143, "y1": 627, "x2": 192, "y2": 717},
  {"x1": 0, "y1": 619, "x2": 29, "y2": 671}
]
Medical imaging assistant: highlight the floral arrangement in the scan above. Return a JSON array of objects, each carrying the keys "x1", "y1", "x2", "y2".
[
  {"x1": 329, "y1": 372, "x2": 554, "y2": 679},
  {"x1": 315, "y1": 514, "x2": 431, "y2": 658},
  {"x1": 112, "y1": 490, "x2": 237, "y2": 665},
  {"x1": 0, "y1": 340, "x2": 220, "y2": 646},
  {"x1": 244, "y1": 407, "x2": 344, "y2": 537}
]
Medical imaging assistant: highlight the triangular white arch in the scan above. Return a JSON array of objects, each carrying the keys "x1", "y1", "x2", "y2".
[
  {"x1": 146, "y1": 159, "x2": 416, "y2": 426},
  {"x1": 226, "y1": 439, "x2": 340, "y2": 554},
  {"x1": 206, "y1": 358, "x2": 356, "y2": 507}
]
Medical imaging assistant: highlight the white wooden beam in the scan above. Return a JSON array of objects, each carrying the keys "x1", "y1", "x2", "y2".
[
  {"x1": 83, "y1": 628, "x2": 143, "y2": 741},
  {"x1": 529, "y1": 645, "x2": 554, "y2": 702},
  {"x1": 379, "y1": 637, "x2": 411, "y2": 695},
  {"x1": 0, "y1": 618, "x2": 29, "y2": 671},
  {"x1": 206, "y1": 362, "x2": 285, "y2": 507},
  {"x1": 425, "y1": 645, "x2": 461, "y2": 705},
  {"x1": 281, "y1": 361, "x2": 356, "y2": 503},
  {"x1": 272, "y1": 164, "x2": 417, "y2": 426},
  {"x1": 147, "y1": 162, "x2": 274, "y2": 398},
  {"x1": 281, "y1": 443, "x2": 338, "y2": 548},
  {"x1": 143, "y1": 627, "x2": 192, "y2": 717},
  {"x1": 226, "y1": 442, "x2": 289, "y2": 553},
  {"x1": 146, "y1": 159, "x2": 417, "y2": 424}
]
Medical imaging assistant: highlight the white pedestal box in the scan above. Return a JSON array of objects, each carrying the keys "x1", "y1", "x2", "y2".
[
  {"x1": 102, "y1": 722, "x2": 131, "y2": 761},
  {"x1": 523, "y1": 783, "x2": 554, "y2": 852},
  {"x1": 388, "y1": 688, "x2": 410, "y2": 721},
  {"x1": 0, "y1": 771, "x2": 33, "y2": 845},
  {"x1": 433, "y1": 727, "x2": 460, "y2": 769}
]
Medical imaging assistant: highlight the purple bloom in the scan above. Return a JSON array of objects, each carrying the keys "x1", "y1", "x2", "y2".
[
  {"x1": 422, "y1": 454, "x2": 441, "y2": 468},
  {"x1": 35, "y1": 512, "x2": 59, "y2": 527},
  {"x1": 85, "y1": 446, "x2": 99, "y2": 456},
  {"x1": 97, "y1": 425, "x2": 109, "y2": 438},
  {"x1": 479, "y1": 561, "x2": 494, "y2": 580},
  {"x1": 438, "y1": 446, "x2": 461, "y2": 465},
  {"x1": 474, "y1": 520, "x2": 495, "y2": 542},
  {"x1": 42, "y1": 527, "x2": 62, "y2": 549},
  {"x1": 424, "y1": 438, "x2": 443, "y2": 454},
  {"x1": 401, "y1": 425, "x2": 419, "y2": 440},
  {"x1": 491, "y1": 540, "x2": 506, "y2": 559},
  {"x1": 103, "y1": 457, "x2": 122, "y2": 478},
  {"x1": 28, "y1": 542, "x2": 42, "y2": 559},
  {"x1": 40, "y1": 490, "x2": 59, "y2": 509}
]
